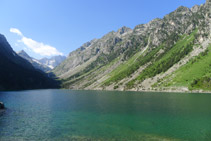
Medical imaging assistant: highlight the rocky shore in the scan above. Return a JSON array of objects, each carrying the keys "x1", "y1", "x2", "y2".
[{"x1": 0, "y1": 102, "x2": 5, "y2": 109}]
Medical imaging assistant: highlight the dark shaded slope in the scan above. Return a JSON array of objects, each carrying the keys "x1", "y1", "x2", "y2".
[
  {"x1": 17, "y1": 50, "x2": 51, "y2": 72},
  {"x1": 0, "y1": 34, "x2": 60, "y2": 91}
]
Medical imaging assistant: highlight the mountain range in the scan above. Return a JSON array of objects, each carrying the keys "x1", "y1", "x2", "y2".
[
  {"x1": 53, "y1": 0, "x2": 211, "y2": 92},
  {"x1": 17, "y1": 50, "x2": 51, "y2": 72},
  {"x1": 0, "y1": 0, "x2": 210, "y2": 92},
  {"x1": 17, "y1": 50, "x2": 66, "y2": 72},
  {"x1": 39, "y1": 55, "x2": 66, "y2": 69}
]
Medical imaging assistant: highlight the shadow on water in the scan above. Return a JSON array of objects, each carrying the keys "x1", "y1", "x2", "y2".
[{"x1": 0, "y1": 71, "x2": 62, "y2": 92}]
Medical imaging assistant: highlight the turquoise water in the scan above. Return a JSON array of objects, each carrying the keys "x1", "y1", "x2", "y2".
[{"x1": 0, "y1": 90, "x2": 211, "y2": 140}]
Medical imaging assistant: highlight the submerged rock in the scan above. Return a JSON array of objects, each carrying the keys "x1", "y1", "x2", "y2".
[{"x1": 0, "y1": 102, "x2": 5, "y2": 109}]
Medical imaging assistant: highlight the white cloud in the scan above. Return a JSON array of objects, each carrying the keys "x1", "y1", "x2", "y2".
[
  {"x1": 21, "y1": 37, "x2": 63, "y2": 56},
  {"x1": 10, "y1": 28, "x2": 63, "y2": 56},
  {"x1": 10, "y1": 28, "x2": 23, "y2": 36},
  {"x1": 14, "y1": 43, "x2": 19, "y2": 47}
]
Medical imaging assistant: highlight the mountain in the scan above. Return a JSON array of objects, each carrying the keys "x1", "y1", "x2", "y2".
[
  {"x1": 0, "y1": 34, "x2": 59, "y2": 91},
  {"x1": 17, "y1": 50, "x2": 51, "y2": 72},
  {"x1": 53, "y1": 0, "x2": 210, "y2": 92},
  {"x1": 17, "y1": 50, "x2": 66, "y2": 72},
  {"x1": 39, "y1": 55, "x2": 66, "y2": 69}
]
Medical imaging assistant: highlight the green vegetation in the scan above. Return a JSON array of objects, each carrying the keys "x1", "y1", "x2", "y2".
[
  {"x1": 161, "y1": 44, "x2": 211, "y2": 90},
  {"x1": 126, "y1": 29, "x2": 198, "y2": 88},
  {"x1": 191, "y1": 75, "x2": 211, "y2": 90},
  {"x1": 103, "y1": 44, "x2": 163, "y2": 86}
]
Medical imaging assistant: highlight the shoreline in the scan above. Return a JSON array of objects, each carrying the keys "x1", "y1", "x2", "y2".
[
  {"x1": 0, "y1": 88, "x2": 211, "y2": 94},
  {"x1": 72, "y1": 87, "x2": 211, "y2": 94},
  {"x1": 127, "y1": 88, "x2": 211, "y2": 94}
]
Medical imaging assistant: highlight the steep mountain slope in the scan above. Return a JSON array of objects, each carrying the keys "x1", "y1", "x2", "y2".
[
  {"x1": 0, "y1": 34, "x2": 59, "y2": 91},
  {"x1": 154, "y1": 44, "x2": 211, "y2": 91},
  {"x1": 53, "y1": 26, "x2": 132, "y2": 78},
  {"x1": 39, "y1": 55, "x2": 66, "y2": 69},
  {"x1": 17, "y1": 50, "x2": 51, "y2": 72},
  {"x1": 54, "y1": 0, "x2": 210, "y2": 92}
]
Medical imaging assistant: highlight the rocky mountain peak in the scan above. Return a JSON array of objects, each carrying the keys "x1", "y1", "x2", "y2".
[
  {"x1": 0, "y1": 34, "x2": 13, "y2": 54},
  {"x1": 18, "y1": 50, "x2": 29, "y2": 56},
  {"x1": 175, "y1": 6, "x2": 190, "y2": 13},
  {"x1": 117, "y1": 26, "x2": 132, "y2": 35},
  {"x1": 191, "y1": 5, "x2": 200, "y2": 13},
  {"x1": 18, "y1": 49, "x2": 26, "y2": 54},
  {"x1": 79, "y1": 41, "x2": 92, "y2": 51},
  {"x1": 0, "y1": 34, "x2": 6, "y2": 42},
  {"x1": 82, "y1": 41, "x2": 91, "y2": 48},
  {"x1": 17, "y1": 50, "x2": 31, "y2": 61},
  {"x1": 39, "y1": 55, "x2": 66, "y2": 69}
]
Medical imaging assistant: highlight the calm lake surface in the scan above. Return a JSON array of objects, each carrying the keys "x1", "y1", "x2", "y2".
[{"x1": 0, "y1": 90, "x2": 211, "y2": 140}]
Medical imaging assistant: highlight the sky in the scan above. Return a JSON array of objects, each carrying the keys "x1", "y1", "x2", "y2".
[{"x1": 0, "y1": 0, "x2": 206, "y2": 59}]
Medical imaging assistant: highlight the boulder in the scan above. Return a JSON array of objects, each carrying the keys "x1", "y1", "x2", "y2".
[{"x1": 0, "y1": 102, "x2": 5, "y2": 109}]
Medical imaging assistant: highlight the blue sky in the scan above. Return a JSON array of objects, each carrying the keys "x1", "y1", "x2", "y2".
[{"x1": 0, "y1": 0, "x2": 205, "y2": 59}]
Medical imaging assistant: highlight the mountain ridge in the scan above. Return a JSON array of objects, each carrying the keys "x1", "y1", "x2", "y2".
[
  {"x1": 39, "y1": 55, "x2": 66, "y2": 69},
  {"x1": 17, "y1": 50, "x2": 52, "y2": 72},
  {"x1": 53, "y1": 1, "x2": 210, "y2": 92},
  {"x1": 17, "y1": 50, "x2": 66, "y2": 72}
]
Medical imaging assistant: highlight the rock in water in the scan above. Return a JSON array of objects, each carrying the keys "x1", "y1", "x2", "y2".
[{"x1": 0, "y1": 102, "x2": 5, "y2": 109}]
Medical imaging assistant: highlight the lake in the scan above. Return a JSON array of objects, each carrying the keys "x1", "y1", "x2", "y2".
[{"x1": 0, "y1": 90, "x2": 211, "y2": 140}]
